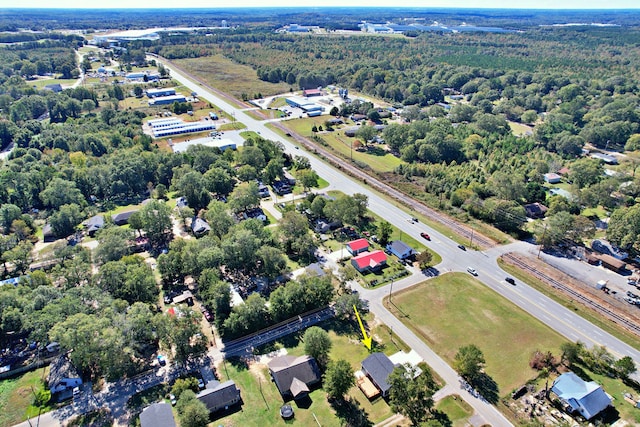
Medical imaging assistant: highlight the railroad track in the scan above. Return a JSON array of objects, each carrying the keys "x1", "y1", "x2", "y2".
[
  {"x1": 503, "y1": 253, "x2": 640, "y2": 336},
  {"x1": 273, "y1": 121, "x2": 497, "y2": 250}
]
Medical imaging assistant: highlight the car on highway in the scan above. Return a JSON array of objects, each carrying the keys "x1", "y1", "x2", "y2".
[
  {"x1": 457, "y1": 244, "x2": 466, "y2": 251},
  {"x1": 505, "y1": 277, "x2": 516, "y2": 285},
  {"x1": 466, "y1": 267, "x2": 477, "y2": 276},
  {"x1": 420, "y1": 232, "x2": 431, "y2": 240}
]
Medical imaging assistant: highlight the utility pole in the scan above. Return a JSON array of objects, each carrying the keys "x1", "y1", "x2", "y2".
[{"x1": 537, "y1": 224, "x2": 547, "y2": 259}]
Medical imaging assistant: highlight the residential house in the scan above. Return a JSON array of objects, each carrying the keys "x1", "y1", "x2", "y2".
[
  {"x1": 268, "y1": 355, "x2": 321, "y2": 400},
  {"x1": 313, "y1": 218, "x2": 341, "y2": 233},
  {"x1": 591, "y1": 153, "x2": 618, "y2": 165},
  {"x1": 139, "y1": 402, "x2": 177, "y2": 427},
  {"x1": 283, "y1": 170, "x2": 296, "y2": 185},
  {"x1": 523, "y1": 203, "x2": 548, "y2": 219},
  {"x1": 84, "y1": 215, "x2": 104, "y2": 237},
  {"x1": 173, "y1": 290, "x2": 194, "y2": 305},
  {"x1": 346, "y1": 238, "x2": 369, "y2": 256},
  {"x1": 42, "y1": 224, "x2": 55, "y2": 242},
  {"x1": 44, "y1": 83, "x2": 63, "y2": 93},
  {"x1": 112, "y1": 210, "x2": 138, "y2": 226},
  {"x1": 361, "y1": 353, "x2": 397, "y2": 398},
  {"x1": 551, "y1": 372, "x2": 612, "y2": 420},
  {"x1": 191, "y1": 217, "x2": 211, "y2": 236},
  {"x1": 48, "y1": 355, "x2": 83, "y2": 402},
  {"x1": 350, "y1": 114, "x2": 367, "y2": 122},
  {"x1": 344, "y1": 127, "x2": 360, "y2": 137},
  {"x1": 544, "y1": 173, "x2": 562, "y2": 184},
  {"x1": 196, "y1": 380, "x2": 242, "y2": 413},
  {"x1": 385, "y1": 240, "x2": 414, "y2": 260},
  {"x1": 351, "y1": 250, "x2": 387, "y2": 273}
]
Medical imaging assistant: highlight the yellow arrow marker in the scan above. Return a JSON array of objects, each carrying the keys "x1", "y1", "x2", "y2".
[{"x1": 354, "y1": 304, "x2": 372, "y2": 350}]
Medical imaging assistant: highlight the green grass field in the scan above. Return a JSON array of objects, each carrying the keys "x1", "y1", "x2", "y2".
[
  {"x1": 507, "y1": 121, "x2": 533, "y2": 137},
  {"x1": 277, "y1": 119, "x2": 404, "y2": 173},
  {"x1": 0, "y1": 367, "x2": 51, "y2": 426},
  {"x1": 435, "y1": 395, "x2": 473, "y2": 427},
  {"x1": 387, "y1": 272, "x2": 567, "y2": 395},
  {"x1": 173, "y1": 55, "x2": 291, "y2": 99}
]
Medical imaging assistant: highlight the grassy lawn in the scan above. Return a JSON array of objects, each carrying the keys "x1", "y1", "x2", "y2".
[
  {"x1": 0, "y1": 367, "x2": 52, "y2": 426},
  {"x1": 218, "y1": 122, "x2": 247, "y2": 131},
  {"x1": 173, "y1": 55, "x2": 291, "y2": 99},
  {"x1": 276, "y1": 119, "x2": 403, "y2": 173},
  {"x1": 386, "y1": 272, "x2": 567, "y2": 396},
  {"x1": 239, "y1": 130, "x2": 260, "y2": 140},
  {"x1": 582, "y1": 205, "x2": 609, "y2": 220},
  {"x1": 507, "y1": 121, "x2": 533, "y2": 137},
  {"x1": 435, "y1": 395, "x2": 473, "y2": 427},
  {"x1": 30, "y1": 78, "x2": 77, "y2": 89}
]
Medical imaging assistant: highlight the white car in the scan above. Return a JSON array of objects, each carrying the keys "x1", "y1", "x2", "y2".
[{"x1": 466, "y1": 267, "x2": 478, "y2": 276}]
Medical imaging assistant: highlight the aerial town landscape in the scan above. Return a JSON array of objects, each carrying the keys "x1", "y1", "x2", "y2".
[{"x1": 1, "y1": 4, "x2": 640, "y2": 427}]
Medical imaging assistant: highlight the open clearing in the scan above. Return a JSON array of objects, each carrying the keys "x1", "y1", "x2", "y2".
[
  {"x1": 174, "y1": 55, "x2": 290, "y2": 99},
  {"x1": 386, "y1": 272, "x2": 567, "y2": 395}
]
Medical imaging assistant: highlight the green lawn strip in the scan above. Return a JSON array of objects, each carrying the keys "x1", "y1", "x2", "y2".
[
  {"x1": 218, "y1": 122, "x2": 247, "y2": 131},
  {"x1": 239, "y1": 130, "x2": 260, "y2": 140},
  {"x1": 386, "y1": 272, "x2": 566, "y2": 396},
  {"x1": 0, "y1": 367, "x2": 51, "y2": 426},
  {"x1": 268, "y1": 97, "x2": 287, "y2": 108},
  {"x1": 498, "y1": 258, "x2": 640, "y2": 352},
  {"x1": 30, "y1": 78, "x2": 76, "y2": 89},
  {"x1": 173, "y1": 56, "x2": 291, "y2": 100},
  {"x1": 435, "y1": 395, "x2": 473, "y2": 427},
  {"x1": 507, "y1": 121, "x2": 532, "y2": 137}
]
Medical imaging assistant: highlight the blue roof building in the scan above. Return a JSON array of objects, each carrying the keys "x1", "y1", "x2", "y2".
[
  {"x1": 551, "y1": 372, "x2": 612, "y2": 420},
  {"x1": 386, "y1": 240, "x2": 414, "y2": 260}
]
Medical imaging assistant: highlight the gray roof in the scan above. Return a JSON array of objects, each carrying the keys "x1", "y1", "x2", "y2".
[
  {"x1": 387, "y1": 240, "x2": 413, "y2": 255},
  {"x1": 112, "y1": 210, "x2": 138, "y2": 225},
  {"x1": 191, "y1": 217, "x2": 211, "y2": 234},
  {"x1": 85, "y1": 215, "x2": 104, "y2": 233},
  {"x1": 268, "y1": 355, "x2": 321, "y2": 398},
  {"x1": 48, "y1": 355, "x2": 81, "y2": 389},
  {"x1": 362, "y1": 353, "x2": 396, "y2": 394},
  {"x1": 196, "y1": 380, "x2": 241, "y2": 413},
  {"x1": 139, "y1": 402, "x2": 177, "y2": 427},
  {"x1": 551, "y1": 372, "x2": 612, "y2": 420}
]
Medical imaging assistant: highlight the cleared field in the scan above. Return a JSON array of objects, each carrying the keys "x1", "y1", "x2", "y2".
[
  {"x1": 435, "y1": 395, "x2": 473, "y2": 427},
  {"x1": 387, "y1": 272, "x2": 566, "y2": 395},
  {"x1": 280, "y1": 118, "x2": 403, "y2": 173},
  {"x1": 173, "y1": 55, "x2": 291, "y2": 99}
]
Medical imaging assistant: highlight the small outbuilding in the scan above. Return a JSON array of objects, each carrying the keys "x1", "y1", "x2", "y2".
[{"x1": 544, "y1": 173, "x2": 562, "y2": 184}]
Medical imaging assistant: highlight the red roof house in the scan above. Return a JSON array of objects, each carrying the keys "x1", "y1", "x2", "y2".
[
  {"x1": 346, "y1": 238, "x2": 369, "y2": 255},
  {"x1": 351, "y1": 250, "x2": 387, "y2": 273}
]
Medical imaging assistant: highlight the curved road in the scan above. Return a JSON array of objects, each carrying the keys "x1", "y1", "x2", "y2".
[{"x1": 158, "y1": 58, "x2": 640, "y2": 425}]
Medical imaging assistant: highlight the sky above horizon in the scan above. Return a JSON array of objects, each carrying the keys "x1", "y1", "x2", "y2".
[{"x1": 2, "y1": 0, "x2": 639, "y2": 9}]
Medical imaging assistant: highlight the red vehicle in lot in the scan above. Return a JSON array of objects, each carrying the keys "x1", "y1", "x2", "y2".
[{"x1": 420, "y1": 232, "x2": 431, "y2": 241}]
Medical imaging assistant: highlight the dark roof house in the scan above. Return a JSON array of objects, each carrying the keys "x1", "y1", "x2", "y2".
[
  {"x1": 44, "y1": 83, "x2": 63, "y2": 93},
  {"x1": 551, "y1": 372, "x2": 612, "y2": 420},
  {"x1": 139, "y1": 402, "x2": 177, "y2": 427},
  {"x1": 524, "y1": 203, "x2": 548, "y2": 219},
  {"x1": 48, "y1": 355, "x2": 83, "y2": 401},
  {"x1": 361, "y1": 353, "x2": 397, "y2": 397},
  {"x1": 268, "y1": 355, "x2": 321, "y2": 400},
  {"x1": 84, "y1": 215, "x2": 104, "y2": 237},
  {"x1": 197, "y1": 380, "x2": 241, "y2": 413},
  {"x1": 42, "y1": 223, "x2": 55, "y2": 242},
  {"x1": 112, "y1": 210, "x2": 138, "y2": 226}
]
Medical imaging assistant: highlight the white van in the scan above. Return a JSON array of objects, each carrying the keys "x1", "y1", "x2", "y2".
[{"x1": 466, "y1": 267, "x2": 478, "y2": 276}]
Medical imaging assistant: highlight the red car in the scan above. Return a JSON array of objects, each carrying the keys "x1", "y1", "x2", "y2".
[{"x1": 420, "y1": 232, "x2": 431, "y2": 241}]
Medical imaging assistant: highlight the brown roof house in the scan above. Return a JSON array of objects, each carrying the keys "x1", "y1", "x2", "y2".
[
  {"x1": 524, "y1": 203, "x2": 548, "y2": 219},
  {"x1": 268, "y1": 355, "x2": 321, "y2": 400},
  {"x1": 196, "y1": 380, "x2": 242, "y2": 414}
]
